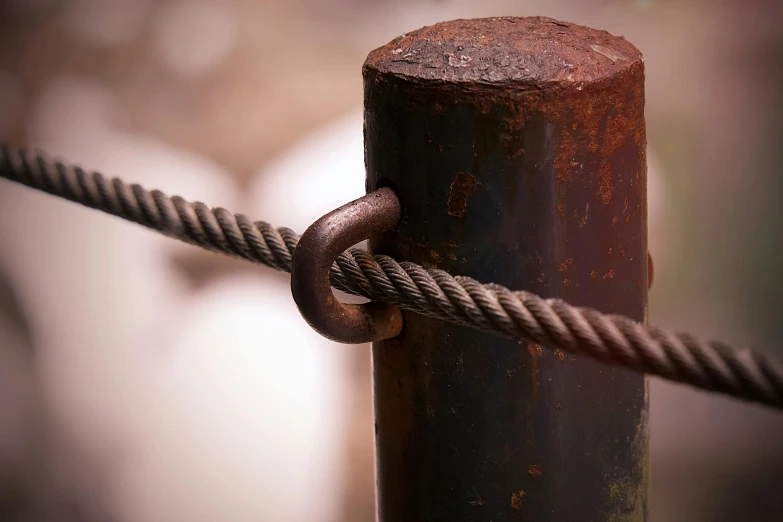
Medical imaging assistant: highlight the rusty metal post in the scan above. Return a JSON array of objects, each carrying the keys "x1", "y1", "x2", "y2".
[{"x1": 364, "y1": 17, "x2": 649, "y2": 521}]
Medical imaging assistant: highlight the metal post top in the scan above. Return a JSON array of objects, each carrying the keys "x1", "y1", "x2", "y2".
[{"x1": 363, "y1": 16, "x2": 642, "y2": 88}]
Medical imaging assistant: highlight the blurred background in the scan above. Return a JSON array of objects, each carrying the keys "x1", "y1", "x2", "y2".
[{"x1": 0, "y1": 0, "x2": 782, "y2": 520}]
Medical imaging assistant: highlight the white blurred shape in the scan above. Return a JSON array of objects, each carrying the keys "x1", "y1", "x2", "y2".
[
  {"x1": 0, "y1": 76, "x2": 226, "y2": 514},
  {"x1": 5, "y1": 75, "x2": 239, "y2": 454},
  {"x1": 65, "y1": 0, "x2": 153, "y2": 47},
  {"x1": 0, "y1": 72, "x2": 22, "y2": 138},
  {"x1": 250, "y1": 110, "x2": 366, "y2": 231},
  {"x1": 153, "y1": 0, "x2": 239, "y2": 77},
  {"x1": 0, "y1": 74, "x2": 350, "y2": 522},
  {"x1": 116, "y1": 275, "x2": 347, "y2": 522}
]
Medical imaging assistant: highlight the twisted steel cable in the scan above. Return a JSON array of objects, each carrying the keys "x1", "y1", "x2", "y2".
[{"x1": 2, "y1": 145, "x2": 782, "y2": 409}]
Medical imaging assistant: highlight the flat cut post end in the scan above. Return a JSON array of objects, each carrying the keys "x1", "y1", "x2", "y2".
[{"x1": 364, "y1": 16, "x2": 642, "y2": 88}]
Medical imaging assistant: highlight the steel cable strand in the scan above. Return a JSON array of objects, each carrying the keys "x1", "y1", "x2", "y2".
[
  {"x1": 306, "y1": 247, "x2": 783, "y2": 407},
  {"x1": 2, "y1": 145, "x2": 783, "y2": 409},
  {"x1": 336, "y1": 255, "x2": 783, "y2": 406},
  {"x1": 445, "y1": 274, "x2": 783, "y2": 406},
  {"x1": 392, "y1": 263, "x2": 481, "y2": 326},
  {"x1": 2, "y1": 145, "x2": 297, "y2": 270}
]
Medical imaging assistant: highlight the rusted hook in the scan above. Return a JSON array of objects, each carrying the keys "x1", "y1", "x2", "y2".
[{"x1": 290, "y1": 187, "x2": 403, "y2": 343}]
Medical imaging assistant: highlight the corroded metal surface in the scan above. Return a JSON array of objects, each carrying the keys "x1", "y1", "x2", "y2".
[
  {"x1": 365, "y1": 16, "x2": 649, "y2": 521},
  {"x1": 366, "y1": 16, "x2": 641, "y2": 86},
  {"x1": 291, "y1": 187, "x2": 403, "y2": 343}
]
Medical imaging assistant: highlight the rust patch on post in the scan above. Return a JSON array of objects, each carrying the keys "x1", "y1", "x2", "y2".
[
  {"x1": 511, "y1": 490, "x2": 526, "y2": 510},
  {"x1": 557, "y1": 258, "x2": 574, "y2": 272},
  {"x1": 599, "y1": 163, "x2": 613, "y2": 204},
  {"x1": 447, "y1": 172, "x2": 477, "y2": 217}
]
